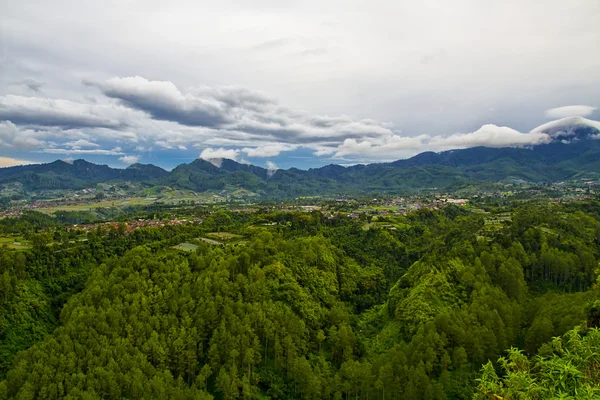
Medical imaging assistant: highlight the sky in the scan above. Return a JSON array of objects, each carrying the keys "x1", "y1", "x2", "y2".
[{"x1": 0, "y1": 0, "x2": 599, "y2": 170}]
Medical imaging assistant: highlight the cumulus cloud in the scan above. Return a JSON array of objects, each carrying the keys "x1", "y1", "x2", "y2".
[
  {"x1": 545, "y1": 105, "x2": 597, "y2": 119},
  {"x1": 199, "y1": 147, "x2": 241, "y2": 164},
  {"x1": 0, "y1": 157, "x2": 40, "y2": 167},
  {"x1": 429, "y1": 124, "x2": 551, "y2": 150},
  {"x1": 333, "y1": 135, "x2": 427, "y2": 158},
  {"x1": 322, "y1": 124, "x2": 553, "y2": 160},
  {"x1": 0, "y1": 121, "x2": 19, "y2": 147},
  {"x1": 242, "y1": 143, "x2": 297, "y2": 157},
  {"x1": 0, "y1": 120, "x2": 49, "y2": 149},
  {"x1": 64, "y1": 139, "x2": 100, "y2": 149},
  {"x1": 119, "y1": 155, "x2": 140, "y2": 164}
]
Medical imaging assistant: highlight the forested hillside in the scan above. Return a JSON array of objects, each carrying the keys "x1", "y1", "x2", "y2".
[{"x1": 0, "y1": 201, "x2": 599, "y2": 399}]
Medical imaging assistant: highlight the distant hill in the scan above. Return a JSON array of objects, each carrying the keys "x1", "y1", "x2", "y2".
[
  {"x1": 0, "y1": 159, "x2": 168, "y2": 190},
  {"x1": 1, "y1": 118, "x2": 599, "y2": 196}
]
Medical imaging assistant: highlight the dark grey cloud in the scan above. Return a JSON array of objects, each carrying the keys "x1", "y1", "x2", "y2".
[
  {"x1": 89, "y1": 77, "x2": 229, "y2": 128},
  {"x1": 90, "y1": 76, "x2": 396, "y2": 143}
]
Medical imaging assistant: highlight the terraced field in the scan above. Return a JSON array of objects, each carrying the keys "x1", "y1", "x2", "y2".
[
  {"x1": 0, "y1": 236, "x2": 30, "y2": 250},
  {"x1": 171, "y1": 242, "x2": 199, "y2": 252}
]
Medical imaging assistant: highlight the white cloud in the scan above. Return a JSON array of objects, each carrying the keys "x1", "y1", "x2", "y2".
[
  {"x1": 429, "y1": 124, "x2": 551, "y2": 150},
  {"x1": 325, "y1": 124, "x2": 552, "y2": 160},
  {"x1": 312, "y1": 146, "x2": 337, "y2": 156},
  {"x1": 155, "y1": 140, "x2": 173, "y2": 149},
  {"x1": 119, "y1": 155, "x2": 140, "y2": 164},
  {"x1": 0, "y1": 157, "x2": 39, "y2": 167},
  {"x1": 199, "y1": 147, "x2": 241, "y2": 163},
  {"x1": 531, "y1": 116, "x2": 600, "y2": 135},
  {"x1": 242, "y1": 143, "x2": 297, "y2": 157},
  {"x1": 266, "y1": 160, "x2": 278, "y2": 177},
  {"x1": 0, "y1": 120, "x2": 49, "y2": 149},
  {"x1": 64, "y1": 139, "x2": 100, "y2": 149},
  {"x1": 43, "y1": 147, "x2": 124, "y2": 155},
  {"x1": 545, "y1": 105, "x2": 597, "y2": 119},
  {"x1": 0, "y1": 121, "x2": 19, "y2": 146},
  {"x1": 0, "y1": 94, "x2": 131, "y2": 129},
  {"x1": 333, "y1": 134, "x2": 428, "y2": 158}
]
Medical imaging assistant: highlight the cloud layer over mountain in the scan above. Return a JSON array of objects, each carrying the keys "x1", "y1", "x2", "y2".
[{"x1": 3, "y1": 76, "x2": 593, "y2": 167}]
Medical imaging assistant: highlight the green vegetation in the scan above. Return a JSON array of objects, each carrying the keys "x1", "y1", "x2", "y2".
[
  {"x1": 199, "y1": 237, "x2": 225, "y2": 246},
  {"x1": 206, "y1": 232, "x2": 244, "y2": 240},
  {"x1": 2, "y1": 134, "x2": 600, "y2": 200},
  {"x1": 0, "y1": 199, "x2": 599, "y2": 399},
  {"x1": 173, "y1": 242, "x2": 200, "y2": 252},
  {"x1": 0, "y1": 237, "x2": 30, "y2": 251},
  {"x1": 475, "y1": 328, "x2": 600, "y2": 399}
]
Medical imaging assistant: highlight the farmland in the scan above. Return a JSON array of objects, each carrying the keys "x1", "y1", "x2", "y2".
[{"x1": 0, "y1": 236, "x2": 30, "y2": 250}]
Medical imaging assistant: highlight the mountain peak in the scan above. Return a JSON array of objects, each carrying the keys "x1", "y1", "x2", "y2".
[
  {"x1": 50, "y1": 159, "x2": 71, "y2": 166},
  {"x1": 201, "y1": 157, "x2": 238, "y2": 168},
  {"x1": 219, "y1": 158, "x2": 244, "y2": 169},
  {"x1": 531, "y1": 117, "x2": 600, "y2": 142},
  {"x1": 126, "y1": 162, "x2": 166, "y2": 171},
  {"x1": 187, "y1": 158, "x2": 223, "y2": 173},
  {"x1": 126, "y1": 163, "x2": 149, "y2": 170}
]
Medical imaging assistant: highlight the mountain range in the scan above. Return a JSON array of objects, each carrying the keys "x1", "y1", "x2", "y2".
[{"x1": 1, "y1": 117, "x2": 599, "y2": 197}]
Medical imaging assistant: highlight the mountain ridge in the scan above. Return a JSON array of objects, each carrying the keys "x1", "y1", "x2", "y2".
[{"x1": 1, "y1": 119, "x2": 599, "y2": 196}]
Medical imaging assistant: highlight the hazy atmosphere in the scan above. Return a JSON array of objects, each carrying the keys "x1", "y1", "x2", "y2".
[{"x1": 1, "y1": 0, "x2": 599, "y2": 169}]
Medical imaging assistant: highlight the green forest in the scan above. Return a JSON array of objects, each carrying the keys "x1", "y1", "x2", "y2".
[{"x1": 0, "y1": 201, "x2": 599, "y2": 399}]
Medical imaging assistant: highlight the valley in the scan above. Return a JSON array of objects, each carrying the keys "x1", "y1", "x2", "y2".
[{"x1": 1, "y1": 119, "x2": 599, "y2": 399}]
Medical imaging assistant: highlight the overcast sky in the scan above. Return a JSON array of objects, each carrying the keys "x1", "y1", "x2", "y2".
[{"x1": 1, "y1": 0, "x2": 599, "y2": 169}]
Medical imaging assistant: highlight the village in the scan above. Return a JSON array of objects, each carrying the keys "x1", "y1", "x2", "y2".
[{"x1": 1, "y1": 175, "x2": 598, "y2": 224}]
